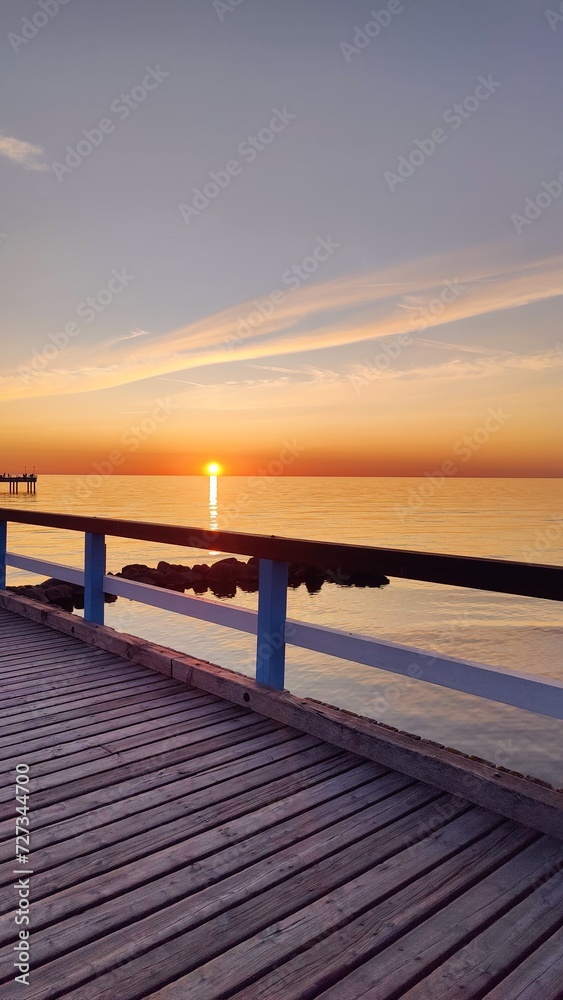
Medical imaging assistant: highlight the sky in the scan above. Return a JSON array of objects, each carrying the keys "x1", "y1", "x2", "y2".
[{"x1": 0, "y1": 0, "x2": 562, "y2": 476}]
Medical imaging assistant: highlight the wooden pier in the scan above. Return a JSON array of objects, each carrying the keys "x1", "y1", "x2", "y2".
[
  {"x1": 0, "y1": 593, "x2": 562, "y2": 998},
  {"x1": 0, "y1": 510, "x2": 562, "y2": 996},
  {"x1": 0, "y1": 474, "x2": 37, "y2": 495}
]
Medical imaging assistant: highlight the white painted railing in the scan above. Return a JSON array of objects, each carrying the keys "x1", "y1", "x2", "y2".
[{"x1": 1, "y1": 511, "x2": 562, "y2": 720}]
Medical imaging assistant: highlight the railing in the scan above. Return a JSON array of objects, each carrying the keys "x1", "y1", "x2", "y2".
[{"x1": 0, "y1": 508, "x2": 562, "y2": 720}]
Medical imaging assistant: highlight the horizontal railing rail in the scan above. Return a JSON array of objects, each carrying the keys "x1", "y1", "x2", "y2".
[
  {"x1": 0, "y1": 508, "x2": 560, "y2": 599},
  {"x1": 0, "y1": 509, "x2": 562, "y2": 721}
]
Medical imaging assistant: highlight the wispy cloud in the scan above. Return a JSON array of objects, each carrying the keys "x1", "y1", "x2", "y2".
[
  {"x1": 3, "y1": 246, "x2": 563, "y2": 401},
  {"x1": 248, "y1": 364, "x2": 304, "y2": 374},
  {"x1": 347, "y1": 347, "x2": 563, "y2": 385},
  {"x1": 106, "y1": 328, "x2": 151, "y2": 348},
  {"x1": 0, "y1": 134, "x2": 49, "y2": 171},
  {"x1": 157, "y1": 376, "x2": 208, "y2": 386},
  {"x1": 162, "y1": 346, "x2": 563, "y2": 411},
  {"x1": 414, "y1": 338, "x2": 512, "y2": 357},
  {"x1": 176, "y1": 347, "x2": 563, "y2": 414}
]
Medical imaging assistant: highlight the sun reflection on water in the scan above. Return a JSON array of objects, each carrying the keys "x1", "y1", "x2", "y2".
[{"x1": 208, "y1": 474, "x2": 219, "y2": 554}]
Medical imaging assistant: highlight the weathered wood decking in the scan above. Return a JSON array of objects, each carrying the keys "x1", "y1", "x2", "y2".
[{"x1": 0, "y1": 601, "x2": 562, "y2": 999}]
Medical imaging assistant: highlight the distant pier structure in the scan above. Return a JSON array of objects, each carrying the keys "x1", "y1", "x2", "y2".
[{"x1": 1, "y1": 473, "x2": 37, "y2": 494}]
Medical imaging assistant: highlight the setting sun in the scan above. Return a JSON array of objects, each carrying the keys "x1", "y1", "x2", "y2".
[{"x1": 205, "y1": 461, "x2": 222, "y2": 476}]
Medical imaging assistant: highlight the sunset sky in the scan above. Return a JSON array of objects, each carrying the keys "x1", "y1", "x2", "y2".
[{"x1": 0, "y1": 0, "x2": 561, "y2": 476}]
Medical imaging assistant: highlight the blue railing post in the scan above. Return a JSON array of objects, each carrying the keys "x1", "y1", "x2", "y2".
[
  {"x1": 84, "y1": 532, "x2": 106, "y2": 625},
  {"x1": 0, "y1": 520, "x2": 6, "y2": 591},
  {"x1": 256, "y1": 558, "x2": 288, "y2": 690}
]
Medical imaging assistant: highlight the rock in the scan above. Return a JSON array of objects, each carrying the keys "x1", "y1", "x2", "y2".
[
  {"x1": 159, "y1": 571, "x2": 186, "y2": 593},
  {"x1": 319, "y1": 568, "x2": 390, "y2": 588},
  {"x1": 38, "y1": 577, "x2": 70, "y2": 591},
  {"x1": 287, "y1": 565, "x2": 327, "y2": 595},
  {"x1": 288, "y1": 565, "x2": 306, "y2": 589},
  {"x1": 87, "y1": 554, "x2": 390, "y2": 607},
  {"x1": 27, "y1": 586, "x2": 50, "y2": 604},
  {"x1": 121, "y1": 564, "x2": 153, "y2": 580},
  {"x1": 207, "y1": 562, "x2": 239, "y2": 582},
  {"x1": 7, "y1": 585, "x2": 49, "y2": 604},
  {"x1": 237, "y1": 563, "x2": 258, "y2": 582},
  {"x1": 69, "y1": 584, "x2": 85, "y2": 609},
  {"x1": 304, "y1": 568, "x2": 325, "y2": 595},
  {"x1": 181, "y1": 570, "x2": 205, "y2": 587},
  {"x1": 42, "y1": 585, "x2": 74, "y2": 612}
]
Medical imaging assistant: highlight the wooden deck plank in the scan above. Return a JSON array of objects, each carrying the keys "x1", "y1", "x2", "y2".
[
  {"x1": 13, "y1": 719, "x2": 284, "y2": 829},
  {"x1": 0, "y1": 643, "x2": 142, "y2": 668},
  {"x1": 0, "y1": 738, "x2": 338, "y2": 868},
  {"x1": 0, "y1": 705, "x2": 249, "y2": 795},
  {"x1": 0, "y1": 684, "x2": 206, "y2": 738},
  {"x1": 0, "y1": 645, "x2": 120, "y2": 672},
  {"x1": 0, "y1": 731, "x2": 321, "y2": 851},
  {"x1": 397, "y1": 866, "x2": 563, "y2": 999},
  {"x1": 0, "y1": 626, "x2": 80, "y2": 641},
  {"x1": 0, "y1": 691, "x2": 220, "y2": 757},
  {"x1": 0, "y1": 776, "x2": 425, "y2": 992},
  {"x1": 0, "y1": 635, "x2": 120, "y2": 657},
  {"x1": 1, "y1": 604, "x2": 562, "y2": 999},
  {"x1": 0, "y1": 626, "x2": 109, "y2": 647},
  {"x1": 0, "y1": 627, "x2": 80, "y2": 644},
  {"x1": 4, "y1": 771, "x2": 408, "y2": 972},
  {"x1": 0, "y1": 650, "x2": 129, "y2": 678},
  {"x1": 0, "y1": 657, "x2": 146, "y2": 695},
  {"x1": 0, "y1": 713, "x2": 269, "y2": 805},
  {"x1": 255, "y1": 833, "x2": 562, "y2": 1000},
  {"x1": 101, "y1": 702, "x2": 253, "y2": 753},
  {"x1": 0, "y1": 653, "x2": 134, "y2": 683},
  {"x1": 144, "y1": 811, "x2": 517, "y2": 1000},
  {"x1": 0, "y1": 723, "x2": 291, "y2": 837},
  {"x1": 0, "y1": 762, "x2": 381, "y2": 932},
  {"x1": 0, "y1": 657, "x2": 172, "y2": 698},
  {"x1": 483, "y1": 928, "x2": 563, "y2": 1000},
  {"x1": 0, "y1": 639, "x2": 109, "y2": 663},
  {"x1": 0, "y1": 628, "x2": 85, "y2": 644},
  {"x1": 22, "y1": 715, "x2": 278, "y2": 807},
  {"x1": 7, "y1": 780, "x2": 435, "y2": 998},
  {"x1": 0, "y1": 736, "x2": 112, "y2": 775},
  {"x1": 0, "y1": 622, "x2": 73, "y2": 636},
  {"x1": 0, "y1": 701, "x2": 246, "y2": 777},
  {"x1": 0, "y1": 694, "x2": 223, "y2": 761},
  {"x1": 0, "y1": 675, "x2": 180, "y2": 720},
  {"x1": 0, "y1": 739, "x2": 114, "y2": 778},
  {"x1": 0, "y1": 753, "x2": 364, "y2": 911},
  {"x1": 0, "y1": 665, "x2": 157, "y2": 707}
]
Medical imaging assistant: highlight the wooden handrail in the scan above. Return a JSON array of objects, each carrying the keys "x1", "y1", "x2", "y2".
[{"x1": 0, "y1": 507, "x2": 560, "y2": 601}]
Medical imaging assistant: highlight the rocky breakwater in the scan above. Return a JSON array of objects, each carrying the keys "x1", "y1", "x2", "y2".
[
  {"x1": 113, "y1": 557, "x2": 390, "y2": 600},
  {"x1": 6, "y1": 578, "x2": 118, "y2": 614},
  {"x1": 6, "y1": 558, "x2": 389, "y2": 610}
]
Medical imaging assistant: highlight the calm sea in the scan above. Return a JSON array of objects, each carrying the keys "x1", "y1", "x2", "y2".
[{"x1": 4, "y1": 476, "x2": 562, "y2": 785}]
